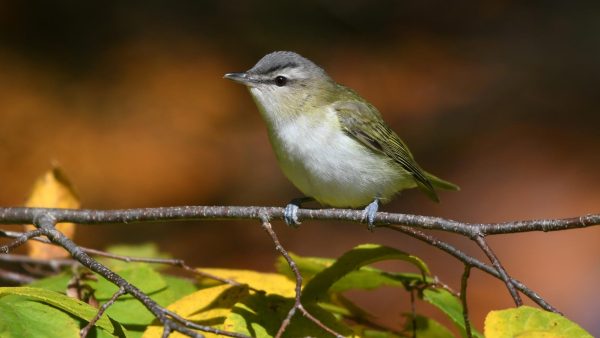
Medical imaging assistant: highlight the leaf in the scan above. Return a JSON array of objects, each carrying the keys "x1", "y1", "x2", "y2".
[
  {"x1": 279, "y1": 247, "x2": 482, "y2": 337},
  {"x1": 198, "y1": 268, "x2": 297, "y2": 298},
  {"x1": 275, "y1": 254, "x2": 332, "y2": 280},
  {"x1": 301, "y1": 244, "x2": 430, "y2": 302},
  {"x1": 422, "y1": 288, "x2": 483, "y2": 338},
  {"x1": 224, "y1": 294, "x2": 353, "y2": 338},
  {"x1": 28, "y1": 270, "x2": 72, "y2": 293},
  {"x1": 24, "y1": 167, "x2": 80, "y2": 259},
  {"x1": 0, "y1": 295, "x2": 83, "y2": 338},
  {"x1": 348, "y1": 314, "x2": 453, "y2": 338},
  {"x1": 99, "y1": 243, "x2": 171, "y2": 270},
  {"x1": 89, "y1": 265, "x2": 167, "y2": 300},
  {"x1": 142, "y1": 284, "x2": 249, "y2": 338},
  {"x1": 353, "y1": 328, "x2": 401, "y2": 338},
  {"x1": 102, "y1": 274, "x2": 197, "y2": 326},
  {"x1": 484, "y1": 306, "x2": 593, "y2": 338},
  {"x1": 0, "y1": 287, "x2": 126, "y2": 337},
  {"x1": 146, "y1": 269, "x2": 354, "y2": 337},
  {"x1": 277, "y1": 254, "x2": 426, "y2": 293},
  {"x1": 27, "y1": 265, "x2": 196, "y2": 328},
  {"x1": 400, "y1": 313, "x2": 455, "y2": 338}
]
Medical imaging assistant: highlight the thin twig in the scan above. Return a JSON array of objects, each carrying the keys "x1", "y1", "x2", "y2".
[
  {"x1": 0, "y1": 267, "x2": 36, "y2": 284},
  {"x1": 385, "y1": 224, "x2": 559, "y2": 313},
  {"x1": 259, "y1": 214, "x2": 343, "y2": 338},
  {"x1": 1, "y1": 230, "x2": 52, "y2": 245},
  {"x1": 80, "y1": 287, "x2": 126, "y2": 338},
  {"x1": 0, "y1": 229, "x2": 45, "y2": 253},
  {"x1": 82, "y1": 247, "x2": 242, "y2": 287},
  {"x1": 460, "y1": 265, "x2": 473, "y2": 338},
  {"x1": 473, "y1": 235, "x2": 522, "y2": 307},
  {"x1": 428, "y1": 276, "x2": 460, "y2": 298},
  {"x1": 0, "y1": 253, "x2": 74, "y2": 266},
  {"x1": 0, "y1": 231, "x2": 241, "y2": 287}
]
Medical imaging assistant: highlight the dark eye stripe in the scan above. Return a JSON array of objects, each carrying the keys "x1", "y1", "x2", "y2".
[{"x1": 262, "y1": 62, "x2": 299, "y2": 75}]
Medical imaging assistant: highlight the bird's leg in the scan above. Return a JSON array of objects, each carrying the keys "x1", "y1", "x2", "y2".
[
  {"x1": 284, "y1": 197, "x2": 314, "y2": 228},
  {"x1": 362, "y1": 198, "x2": 380, "y2": 231}
]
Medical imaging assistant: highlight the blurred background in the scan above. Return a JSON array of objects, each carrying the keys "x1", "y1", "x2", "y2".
[{"x1": 1, "y1": 0, "x2": 599, "y2": 335}]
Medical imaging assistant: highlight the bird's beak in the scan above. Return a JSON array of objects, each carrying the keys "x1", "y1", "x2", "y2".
[{"x1": 224, "y1": 72, "x2": 254, "y2": 86}]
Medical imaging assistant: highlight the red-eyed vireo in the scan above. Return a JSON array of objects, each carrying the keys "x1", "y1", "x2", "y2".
[{"x1": 225, "y1": 51, "x2": 458, "y2": 229}]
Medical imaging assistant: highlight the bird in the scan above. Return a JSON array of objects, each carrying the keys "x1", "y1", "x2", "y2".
[{"x1": 224, "y1": 51, "x2": 458, "y2": 229}]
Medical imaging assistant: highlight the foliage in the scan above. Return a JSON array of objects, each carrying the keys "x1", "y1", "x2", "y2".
[{"x1": 0, "y1": 242, "x2": 589, "y2": 338}]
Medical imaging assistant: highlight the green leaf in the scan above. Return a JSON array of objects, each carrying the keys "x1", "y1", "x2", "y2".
[
  {"x1": 161, "y1": 275, "x2": 198, "y2": 298},
  {"x1": 100, "y1": 243, "x2": 170, "y2": 270},
  {"x1": 400, "y1": 313, "x2": 455, "y2": 338},
  {"x1": 0, "y1": 295, "x2": 82, "y2": 338},
  {"x1": 422, "y1": 288, "x2": 483, "y2": 338},
  {"x1": 0, "y1": 287, "x2": 126, "y2": 337},
  {"x1": 277, "y1": 254, "x2": 426, "y2": 293},
  {"x1": 102, "y1": 274, "x2": 197, "y2": 326},
  {"x1": 275, "y1": 254, "x2": 332, "y2": 281},
  {"x1": 349, "y1": 314, "x2": 454, "y2": 338},
  {"x1": 26, "y1": 264, "x2": 197, "y2": 328},
  {"x1": 301, "y1": 244, "x2": 430, "y2": 302},
  {"x1": 484, "y1": 306, "x2": 593, "y2": 338},
  {"x1": 357, "y1": 329, "x2": 401, "y2": 338},
  {"x1": 278, "y1": 245, "x2": 479, "y2": 336},
  {"x1": 28, "y1": 270, "x2": 72, "y2": 293},
  {"x1": 225, "y1": 293, "x2": 353, "y2": 338},
  {"x1": 89, "y1": 265, "x2": 167, "y2": 300}
]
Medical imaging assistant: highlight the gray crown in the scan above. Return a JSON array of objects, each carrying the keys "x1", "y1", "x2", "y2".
[{"x1": 249, "y1": 51, "x2": 327, "y2": 78}]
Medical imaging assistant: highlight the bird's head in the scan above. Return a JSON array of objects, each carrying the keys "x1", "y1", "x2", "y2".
[{"x1": 225, "y1": 51, "x2": 335, "y2": 124}]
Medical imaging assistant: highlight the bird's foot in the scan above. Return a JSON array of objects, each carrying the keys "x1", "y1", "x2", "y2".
[
  {"x1": 284, "y1": 197, "x2": 314, "y2": 228},
  {"x1": 361, "y1": 198, "x2": 380, "y2": 231},
  {"x1": 284, "y1": 204, "x2": 300, "y2": 228}
]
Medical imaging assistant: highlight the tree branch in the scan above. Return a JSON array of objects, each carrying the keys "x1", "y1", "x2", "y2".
[
  {"x1": 473, "y1": 235, "x2": 522, "y2": 307},
  {"x1": 385, "y1": 224, "x2": 560, "y2": 313},
  {"x1": 460, "y1": 264, "x2": 473, "y2": 338},
  {"x1": 80, "y1": 287, "x2": 126, "y2": 338},
  {"x1": 1, "y1": 205, "x2": 591, "y2": 336},
  {"x1": 0, "y1": 267, "x2": 36, "y2": 284},
  {"x1": 0, "y1": 207, "x2": 596, "y2": 236},
  {"x1": 259, "y1": 214, "x2": 343, "y2": 338}
]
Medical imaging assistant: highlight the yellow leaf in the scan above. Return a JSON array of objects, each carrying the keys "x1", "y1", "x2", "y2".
[
  {"x1": 168, "y1": 283, "x2": 249, "y2": 317},
  {"x1": 24, "y1": 167, "x2": 80, "y2": 259},
  {"x1": 485, "y1": 306, "x2": 592, "y2": 338},
  {"x1": 198, "y1": 268, "x2": 297, "y2": 297},
  {"x1": 142, "y1": 284, "x2": 249, "y2": 338}
]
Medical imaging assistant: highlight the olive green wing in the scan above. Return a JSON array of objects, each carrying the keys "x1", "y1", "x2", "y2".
[{"x1": 333, "y1": 100, "x2": 440, "y2": 202}]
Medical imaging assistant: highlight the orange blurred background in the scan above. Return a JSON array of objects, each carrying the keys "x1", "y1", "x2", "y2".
[{"x1": 1, "y1": 1, "x2": 599, "y2": 335}]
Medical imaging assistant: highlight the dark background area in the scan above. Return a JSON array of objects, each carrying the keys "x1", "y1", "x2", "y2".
[{"x1": 1, "y1": 0, "x2": 599, "y2": 334}]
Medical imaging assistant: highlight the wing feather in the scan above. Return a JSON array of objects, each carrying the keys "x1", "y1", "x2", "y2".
[{"x1": 333, "y1": 100, "x2": 439, "y2": 202}]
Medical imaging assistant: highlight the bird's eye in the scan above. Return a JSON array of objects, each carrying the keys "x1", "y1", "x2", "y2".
[{"x1": 274, "y1": 76, "x2": 288, "y2": 87}]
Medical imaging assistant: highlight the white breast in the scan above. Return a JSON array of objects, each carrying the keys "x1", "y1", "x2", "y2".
[{"x1": 267, "y1": 107, "x2": 413, "y2": 207}]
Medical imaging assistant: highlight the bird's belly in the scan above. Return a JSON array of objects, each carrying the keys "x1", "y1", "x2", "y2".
[{"x1": 271, "y1": 120, "x2": 413, "y2": 207}]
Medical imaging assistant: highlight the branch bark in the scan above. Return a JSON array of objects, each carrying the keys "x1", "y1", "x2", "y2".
[{"x1": 0, "y1": 206, "x2": 596, "y2": 236}]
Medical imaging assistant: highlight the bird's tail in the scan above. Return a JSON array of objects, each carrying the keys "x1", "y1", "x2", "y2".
[{"x1": 425, "y1": 172, "x2": 460, "y2": 191}]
